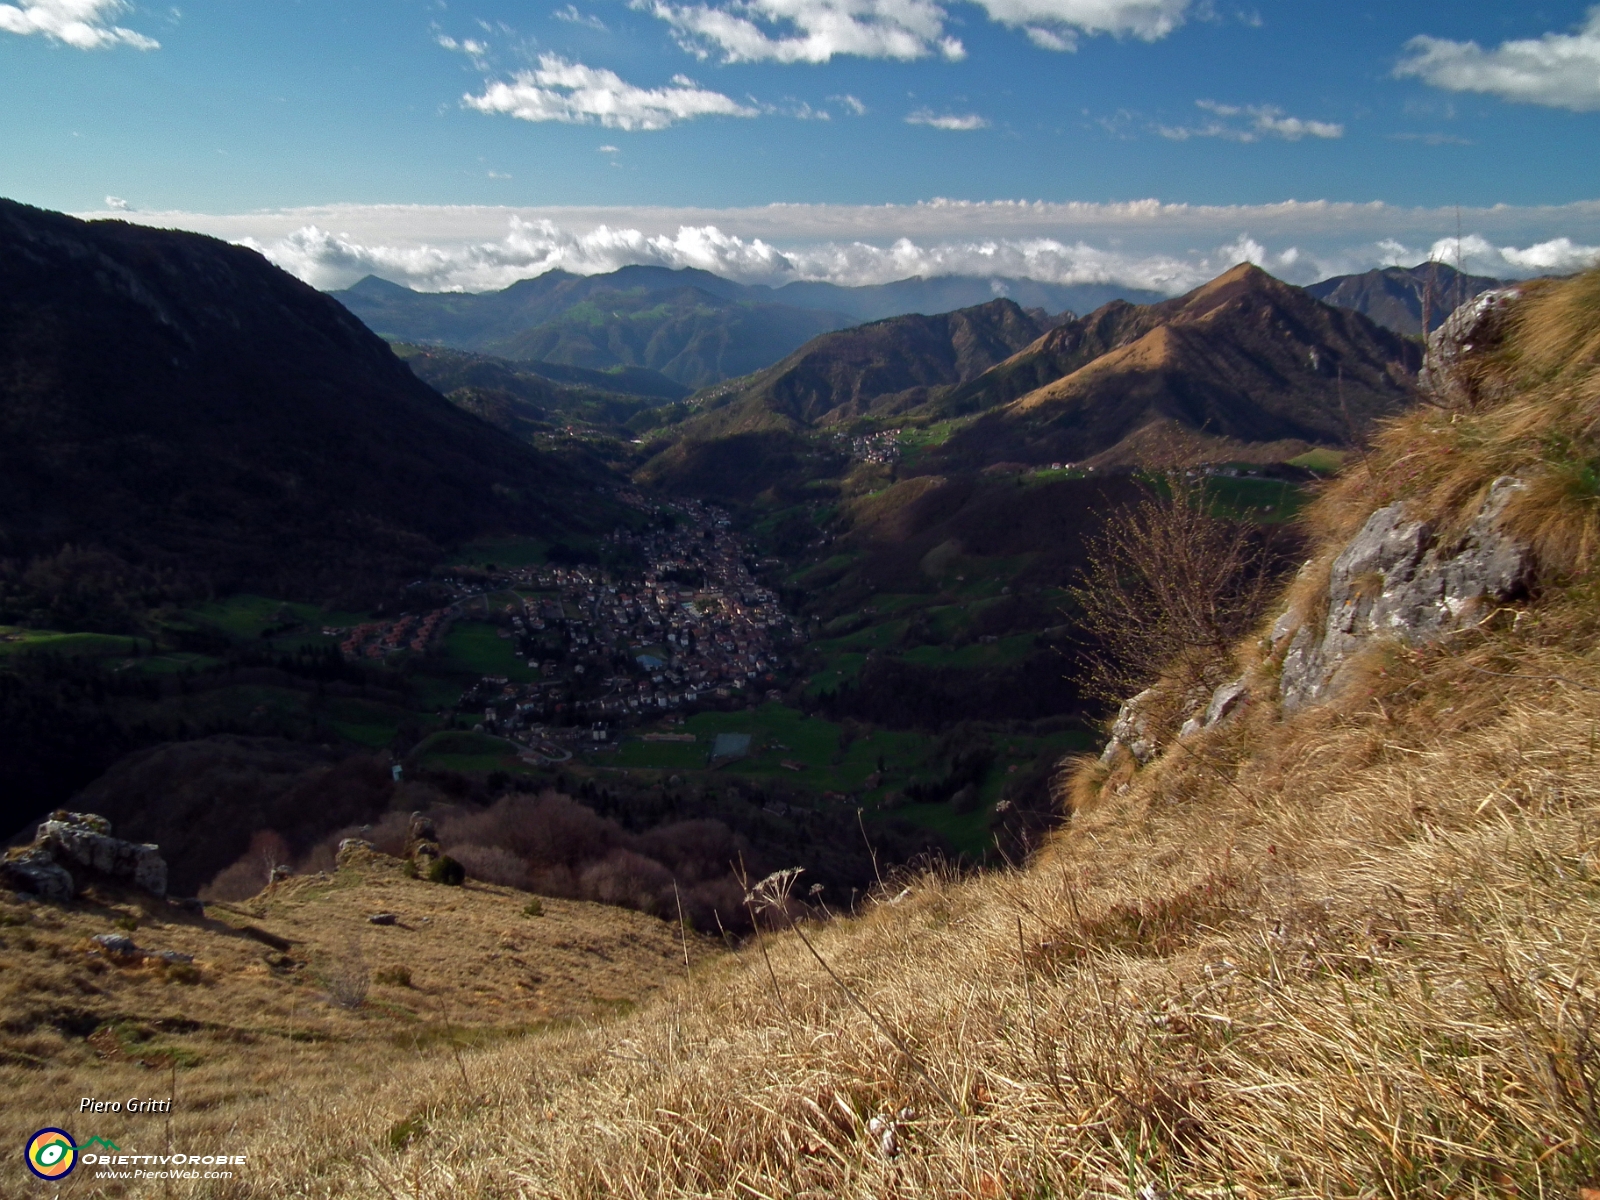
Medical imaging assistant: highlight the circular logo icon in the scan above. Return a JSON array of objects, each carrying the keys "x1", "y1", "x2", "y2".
[{"x1": 26, "y1": 1129, "x2": 77, "y2": 1180}]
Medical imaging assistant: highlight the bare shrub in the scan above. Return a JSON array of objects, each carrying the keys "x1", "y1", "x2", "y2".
[
  {"x1": 449, "y1": 844, "x2": 531, "y2": 889},
  {"x1": 1071, "y1": 470, "x2": 1292, "y2": 704},
  {"x1": 637, "y1": 819, "x2": 744, "y2": 885},
  {"x1": 309, "y1": 789, "x2": 756, "y2": 929},
  {"x1": 324, "y1": 939, "x2": 370, "y2": 1010},
  {"x1": 198, "y1": 829, "x2": 293, "y2": 902},
  {"x1": 580, "y1": 850, "x2": 675, "y2": 915},
  {"x1": 440, "y1": 792, "x2": 624, "y2": 869}
]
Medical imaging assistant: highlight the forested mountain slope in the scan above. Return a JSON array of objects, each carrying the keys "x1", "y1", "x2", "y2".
[{"x1": 0, "y1": 199, "x2": 587, "y2": 606}]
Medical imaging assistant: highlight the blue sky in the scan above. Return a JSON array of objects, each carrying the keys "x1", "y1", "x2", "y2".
[{"x1": 4, "y1": 1, "x2": 1599, "y2": 291}]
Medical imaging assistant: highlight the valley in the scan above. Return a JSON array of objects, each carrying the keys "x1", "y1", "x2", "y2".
[{"x1": 3, "y1": 209, "x2": 1401, "y2": 919}]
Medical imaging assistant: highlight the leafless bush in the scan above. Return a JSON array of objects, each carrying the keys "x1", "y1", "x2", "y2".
[
  {"x1": 198, "y1": 829, "x2": 293, "y2": 901},
  {"x1": 1071, "y1": 470, "x2": 1292, "y2": 704},
  {"x1": 580, "y1": 850, "x2": 675, "y2": 915},
  {"x1": 440, "y1": 792, "x2": 625, "y2": 869},
  {"x1": 324, "y1": 939, "x2": 370, "y2": 1010},
  {"x1": 449, "y1": 844, "x2": 531, "y2": 890},
  {"x1": 308, "y1": 789, "x2": 757, "y2": 929}
]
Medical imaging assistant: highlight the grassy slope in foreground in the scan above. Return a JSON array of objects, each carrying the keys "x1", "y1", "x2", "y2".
[
  {"x1": 33, "y1": 273, "x2": 1600, "y2": 1196},
  {"x1": 0, "y1": 846, "x2": 705, "y2": 1177}
]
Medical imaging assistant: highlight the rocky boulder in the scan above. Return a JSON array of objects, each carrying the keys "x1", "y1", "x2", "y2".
[
  {"x1": 1, "y1": 810, "x2": 168, "y2": 900},
  {"x1": 1417, "y1": 287, "x2": 1523, "y2": 409}
]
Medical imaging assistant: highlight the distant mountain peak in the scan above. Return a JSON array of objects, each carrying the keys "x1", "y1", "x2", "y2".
[
  {"x1": 1306, "y1": 261, "x2": 1505, "y2": 336},
  {"x1": 920, "y1": 262, "x2": 1423, "y2": 471}
]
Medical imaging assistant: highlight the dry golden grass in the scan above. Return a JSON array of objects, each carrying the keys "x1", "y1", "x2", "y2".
[
  {"x1": 1306, "y1": 268, "x2": 1600, "y2": 580},
  {"x1": 1, "y1": 850, "x2": 703, "y2": 1199}
]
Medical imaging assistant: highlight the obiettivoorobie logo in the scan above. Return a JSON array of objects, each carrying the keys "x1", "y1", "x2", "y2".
[{"x1": 25, "y1": 1128, "x2": 77, "y2": 1180}]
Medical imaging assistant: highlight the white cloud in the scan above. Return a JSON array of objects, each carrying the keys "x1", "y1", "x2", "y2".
[
  {"x1": 435, "y1": 32, "x2": 491, "y2": 68},
  {"x1": 831, "y1": 93, "x2": 868, "y2": 115},
  {"x1": 1361, "y1": 232, "x2": 1600, "y2": 278},
  {"x1": 635, "y1": 0, "x2": 1187, "y2": 60},
  {"x1": 1387, "y1": 131, "x2": 1473, "y2": 147},
  {"x1": 553, "y1": 4, "x2": 607, "y2": 30},
  {"x1": 637, "y1": 0, "x2": 963, "y2": 63},
  {"x1": 103, "y1": 195, "x2": 129, "y2": 210},
  {"x1": 463, "y1": 56, "x2": 757, "y2": 130},
  {"x1": 0, "y1": 0, "x2": 158, "y2": 48},
  {"x1": 906, "y1": 109, "x2": 989, "y2": 130},
  {"x1": 76, "y1": 198, "x2": 1600, "y2": 295},
  {"x1": 597, "y1": 144, "x2": 621, "y2": 152},
  {"x1": 1396, "y1": 8, "x2": 1600, "y2": 112},
  {"x1": 1160, "y1": 100, "x2": 1342, "y2": 141},
  {"x1": 973, "y1": 0, "x2": 1189, "y2": 51}
]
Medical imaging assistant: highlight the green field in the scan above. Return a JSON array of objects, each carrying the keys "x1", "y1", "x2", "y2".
[
  {"x1": 186, "y1": 594, "x2": 365, "y2": 639},
  {"x1": 1287, "y1": 448, "x2": 1346, "y2": 474},
  {"x1": 456, "y1": 536, "x2": 551, "y2": 569},
  {"x1": 412, "y1": 729, "x2": 521, "y2": 773},
  {"x1": 440, "y1": 621, "x2": 535, "y2": 682},
  {"x1": 323, "y1": 697, "x2": 410, "y2": 748},
  {"x1": 902, "y1": 632, "x2": 1036, "y2": 670},
  {"x1": 1205, "y1": 476, "x2": 1309, "y2": 523},
  {"x1": 0, "y1": 629, "x2": 151, "y2": 658}
]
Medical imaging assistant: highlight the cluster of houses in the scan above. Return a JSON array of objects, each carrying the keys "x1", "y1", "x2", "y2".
[
  {"x1": 838, "y1": 430, "x2": 901, "y2": 465},
  {"x1": 469, "y1": 500, "x2": 800, "y2": 737},
  {"x1": 330, "y1": 608, "x2": 452, "y2": 660},
  {"x1": 321, "y1": 494, "x2": 802, "y2": 746}
]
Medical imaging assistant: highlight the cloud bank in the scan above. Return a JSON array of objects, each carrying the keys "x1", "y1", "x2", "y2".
[
  {"x1": 1397, "y1": 7, "x2": 1600, "y2": 112},
  {"x1": 0, "y1": 0, "x2": 157, "y2": 49},
  {"x1": 464, "y1": 56, "x2": 757, "y2": 130},
  {"x1": 78, "y1": 199, "x2": 1600, "y2": 296},
  {"x1": 974, "y1": 0, "x2": 1189, "y2": 52}
]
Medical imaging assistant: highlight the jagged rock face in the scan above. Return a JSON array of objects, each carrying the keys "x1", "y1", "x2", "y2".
[
  {"x1": 1, "y1": 810, "x2": 168, "y2": 899},
  {"x1": 1279, "y1": 477, "x2": 1532, "y2": 710}
]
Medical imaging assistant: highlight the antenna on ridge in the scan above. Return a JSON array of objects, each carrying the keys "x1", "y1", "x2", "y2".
[{"x1": 1454, "y1": 205, "x2": 1465, "y2": 313}]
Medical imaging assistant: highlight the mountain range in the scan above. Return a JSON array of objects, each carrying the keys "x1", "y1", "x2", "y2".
[
  {"x1": 682, "y1": 298, "x2": 1057, "y2": 435},
  {"x1": 635, "y1": 263, "x2": 1422, "y2": 493},
  {"x1": 0, "y1": 199, "x2": 585, "y2": 607},
  {"x1": 330, "y1": 269, "x2": 1166, "y2": 390},
  {"x1": 330, "y1": 270, "x2": 854, "y2": 390},
  {"x1": 926, "y1": 264, "x2": 1423, "y2": 470},
  {"x1": 395, "y1": 344, "x2": 687, "y2": 446}
]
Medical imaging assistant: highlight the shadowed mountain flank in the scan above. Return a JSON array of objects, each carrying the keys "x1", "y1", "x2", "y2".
[
  {"x1": 330, "y1": 268, "x2": 853, "y2": 389},
  {"x1": 0, "y1": 199, "x2": 583, "y2": 602},
  {"x1": 697, "y1": 298, "x2": 1054, "y2": 428}
]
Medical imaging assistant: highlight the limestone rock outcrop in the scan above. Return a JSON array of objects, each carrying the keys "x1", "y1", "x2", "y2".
[
  {"x1": 1, "y1": 811, "x2": 168, "y2": 900},
  {"x1": 1278, "y1": 476, "x2": 1532, "y2": 710},
  {"x1": 1099, "y1": 689, "x2": 1160, "y2": 765},
  {"x1": 1417, "y1": 286, "x2": 1522, "y2": 410}
]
